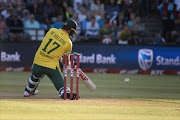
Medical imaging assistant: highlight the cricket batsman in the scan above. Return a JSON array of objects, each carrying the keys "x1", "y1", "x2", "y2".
[{"x1": 24, "y1": 19, "x2": 79, "y2": 100}]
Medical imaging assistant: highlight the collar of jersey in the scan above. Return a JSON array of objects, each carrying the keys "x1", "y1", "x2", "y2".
[{"x1": 60, "y1": 29, "x2": 69, "y2": 36}]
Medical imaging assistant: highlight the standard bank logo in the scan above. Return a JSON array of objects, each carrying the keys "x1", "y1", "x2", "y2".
[
  {"x1": 138, "y1": 49, "x2": 153, "y2": 70},
  {"x1": 1, "y1": 51, "x2": 20, "y2": 62}
]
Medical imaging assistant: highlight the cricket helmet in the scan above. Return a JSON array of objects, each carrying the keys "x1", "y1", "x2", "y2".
[{"x1": 63, "y1": 19, "x2": 78, "y2": 38}]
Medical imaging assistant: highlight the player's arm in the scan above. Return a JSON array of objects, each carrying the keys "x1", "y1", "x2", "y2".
[
  {"x1": 63, "y1": 42, "x2": 72, "y2": 65},
  {"x1": 62, "y1": 54, "x2": 70, "y2": 65}
]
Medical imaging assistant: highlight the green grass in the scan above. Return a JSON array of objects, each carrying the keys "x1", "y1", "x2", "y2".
[{"x1": 0, "y1": 72, "x2": 180, "y2": 120}]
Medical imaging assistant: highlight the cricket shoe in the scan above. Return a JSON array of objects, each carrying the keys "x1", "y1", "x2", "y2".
[
  {"x1": 61, "y1": 93, "x2": 80, "y2": 100},
  {"x1": 24, "y1": 90, "x2": 38, "y2": 97}
]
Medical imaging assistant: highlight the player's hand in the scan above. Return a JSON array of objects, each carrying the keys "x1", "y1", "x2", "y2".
[{"x1": 62, "y1": 55, "x2": 71, "y2": 65}]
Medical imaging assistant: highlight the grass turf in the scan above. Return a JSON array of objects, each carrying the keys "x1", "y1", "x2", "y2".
[{"x1": 0, "y1": 72, "x2": 180, "y2": 120}]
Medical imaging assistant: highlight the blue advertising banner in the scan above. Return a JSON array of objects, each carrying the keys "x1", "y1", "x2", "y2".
[
  {"x1": 0, "y1": 43, "x2": 180, "y2": 70},
  {"x1": 73, "y1": 45, "x2": 180, "y2": 70},
  {"x1": 0, "y1": 43, "x2": 39, "y2": 67}
]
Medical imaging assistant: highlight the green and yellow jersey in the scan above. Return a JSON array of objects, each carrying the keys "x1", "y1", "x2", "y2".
[{"x1": 33, "y1": 28, "x2": 72, "y2": 70}]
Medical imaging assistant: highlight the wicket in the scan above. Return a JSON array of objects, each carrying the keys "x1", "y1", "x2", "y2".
[{"x1": 64, "y1": 52, "x2": 80, "y2": 100}]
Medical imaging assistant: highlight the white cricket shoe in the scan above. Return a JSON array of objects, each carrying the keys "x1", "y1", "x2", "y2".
[{"x1": 24, "y1": 90, "x2": 38, "y2": 97}]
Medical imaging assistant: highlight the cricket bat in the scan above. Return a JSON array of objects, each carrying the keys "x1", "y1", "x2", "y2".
[{"x1": 75, "y1": 68, "x2": 96, "y2": 92}]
